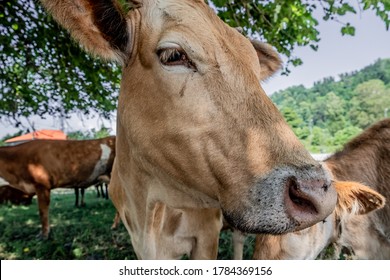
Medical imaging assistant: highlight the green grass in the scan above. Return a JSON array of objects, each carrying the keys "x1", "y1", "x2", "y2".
[
  {"x1": 0, "y1": 189, "x2": 253, "y2": 260},
  {"x1": 0, "y1": 190, "x2": 136, "y2": 260}
]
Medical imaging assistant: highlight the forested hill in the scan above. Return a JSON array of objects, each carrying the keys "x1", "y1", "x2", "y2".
[{"x1": 270, "y1": 58, "x2": 390, "y2": 153}]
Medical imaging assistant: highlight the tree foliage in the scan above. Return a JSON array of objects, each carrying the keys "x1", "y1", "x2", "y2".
[
  {"x1": 271, "y1": 58, "x2": 390, "y2": 152},
  {"x1": 212, "y1": 0, "x2": 390, "y2": 72},
  {"x1": 0, "y1": 0, "x2": 120, "y2": 127},
  {"x1": 0, "y1": 0, "x2": 389, "y2": 126},
  {"x1": 66, "y1": 126, "x2": 113, "y2": 140}
]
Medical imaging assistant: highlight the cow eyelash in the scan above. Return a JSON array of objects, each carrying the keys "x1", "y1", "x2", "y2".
[{"x1": 157, "y1": 48, "x2": 196, "y2": 70}]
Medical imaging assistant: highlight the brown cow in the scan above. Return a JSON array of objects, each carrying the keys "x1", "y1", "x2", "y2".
[
  {"x1": 40, "y1": 0, "x2": 337, "y2": 259},
  {"x1": 252, "y1": 118, "x2": 390, "y2": 259},
  {"x1": 0, "y1": 136, "x2": 116, "y2": 238},
  {"x1": 0, "y1": 185, "x2": 34, "y2": 205}
]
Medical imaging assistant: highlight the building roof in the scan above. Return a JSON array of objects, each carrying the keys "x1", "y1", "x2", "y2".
[{"x1": 5, "y1": 129, "x2": 67, "y2": 143}]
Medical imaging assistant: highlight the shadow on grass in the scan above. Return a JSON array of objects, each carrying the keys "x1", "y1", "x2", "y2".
[
  {"x1": 0, "y1": 190, "x2": 136, "y2": 260},
  {"x1": 0, "y1": 189, "x2": 251, "y2": 260}
]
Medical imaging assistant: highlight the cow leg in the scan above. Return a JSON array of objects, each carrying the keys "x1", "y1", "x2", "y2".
[
  {"x1": 35, "y1": 186, "x2": 51, "y2": 239},
  {"x1": 99, "y1": 184, "x2": 103, "y2": 198},
  {"x1": 187, "y1": 209, "x2": 223, "y2": 260},
  {"x1": 75, "y1": 188, "x2": 79, "y2": 207},
  {"x1": 104, "y1": 183, "x2": 108, "y2": 199},
  {"x1": 232, "y1": 230, "x2": 246, "y2": 260},
  {"x1": 95, "y1": 184, "x2": 101, "y2": 198},
  {"x1": 190, "y1": 233, "x2": 220, "y2": 260},
  {"x1": 80, "y1": 188, "x2": 85, "y2": 207},
  {"x1": 111, "y1": 211, "x2": 121, "y2": 229}
]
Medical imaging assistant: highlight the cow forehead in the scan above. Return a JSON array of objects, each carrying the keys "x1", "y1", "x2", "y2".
[
  {"x1": 146, "y1": 0, "x2": 216, "y2": 23},
  {"x1": 139, "y1": 0, "x2": 260, "y2": 74}
]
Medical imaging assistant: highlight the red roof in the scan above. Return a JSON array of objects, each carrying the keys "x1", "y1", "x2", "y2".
[{"x1": 5, "y1": 129, "x2": 67, "y2": 143}]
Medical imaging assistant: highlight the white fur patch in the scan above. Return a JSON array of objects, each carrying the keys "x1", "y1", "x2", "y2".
[
  {"x1": 0, "y1": 176, "x2": 10, "y2": 187},
  {"x1": 18, "y1": 181, "x2": 36, "y2": 195},
  {"x1": 349, "y1": 201, "x2": 361, "y2": 215},
  {"x1": 87, "y1": 144, "x2": 111, "y2": 183}
]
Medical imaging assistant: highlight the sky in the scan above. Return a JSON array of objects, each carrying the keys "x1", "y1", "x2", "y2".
[
  {"x1": 1, "y1": 4, "x2": 390, "y2": 139},
  {"x1": 262, "y1": 6, "x2": 390, "y2": 94}
]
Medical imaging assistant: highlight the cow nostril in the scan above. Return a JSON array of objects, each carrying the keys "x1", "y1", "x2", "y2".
[
  {"x1": 288, "y1": 176, "x2": 299, "y2": 191},
  {"x1": 287, "y1": 176, "x2": 318, "y2": 215},
  {"x1": 288, "y1": 177, "x2": 303, "y2": 206}
]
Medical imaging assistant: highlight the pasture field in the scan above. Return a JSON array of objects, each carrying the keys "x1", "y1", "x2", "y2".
[{"x1": 0, "y1": 189, "x2": 254, "y2": 260}]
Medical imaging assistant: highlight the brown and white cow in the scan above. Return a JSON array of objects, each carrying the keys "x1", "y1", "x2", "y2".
[
  {"x1": 252, "y1": 118, "x2": 390, "y2": 260},
  {"x1": 0, "y1": 136, "x2": 116, "y2": 238},
  {"x1": 40, "y1": 0, "x2": 337, "y2": 259}
]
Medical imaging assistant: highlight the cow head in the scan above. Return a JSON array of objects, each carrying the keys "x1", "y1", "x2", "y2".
[
  {"x1": 253, "y1": 181, "x2": 385, "y2": 259},
  {"x1": 41, "y1": 0, "x2": 337, "y2": 234}
]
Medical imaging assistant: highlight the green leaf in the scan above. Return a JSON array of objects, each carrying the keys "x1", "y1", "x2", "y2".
[
  {"x1": 291, "y1": 58, "x2": 303, "y2": 67},
  {"x1": 73, "y1": 248, "x2": 83, "y2": 258},
  {"x1": 336, "y1": 3, "x2": 356, "y2": 15},
  {"x1": 310, "y1": 44, "x2": 319, "y2": 51},
  {"x1": 341, "y1": 24, "x2": 356, "y2": 36}
]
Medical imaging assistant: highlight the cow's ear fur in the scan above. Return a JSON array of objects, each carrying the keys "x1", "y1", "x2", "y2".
[
  {"x1": 250, "y1": 40, "x2": 282, "y2": 81},
  {"x1": 40, "y1": 0, "x2": 134, "y2": 65},
  {"x1": 334, "y1": 181, "x2": 386, "y2": 215}
]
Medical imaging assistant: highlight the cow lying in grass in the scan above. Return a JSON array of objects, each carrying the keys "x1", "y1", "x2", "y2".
[
  {"x1": 252, "y1": 119, "x2": 390, "y2": 259},
  {"x1": 0, "y1": 185, "x2": 34, "y2": 206},
  {"x1": 0, "y1": 136, "x2": 115, "y2": 238}
]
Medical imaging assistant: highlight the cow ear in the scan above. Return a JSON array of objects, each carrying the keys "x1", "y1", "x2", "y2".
[
  {"x1": 250, "y1": 40, "x2": 282, "y2": 81},
  {"x1": 40, "y1": 0, "x2": 136, "y2": 65},
  {"x1": 334, "y1": 181, "x2": 386, "y2": 215}
]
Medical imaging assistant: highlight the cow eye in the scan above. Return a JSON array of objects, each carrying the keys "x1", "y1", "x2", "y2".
[{"x1": 157, "y1": 48, "x2": 196, "y2": 69}]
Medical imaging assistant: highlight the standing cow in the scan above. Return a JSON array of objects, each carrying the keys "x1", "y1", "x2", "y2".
[
  {"x1": 74, "y1": 172, "x2": 111, "y2": 207},
  {"x1": 40, "y1": 0, "x2": 337, "y2": 259},
  {"x1": 0, "y1": 136, "x2": 116, "y2": 238},
  {"x1": 252, "y1": 118, "x2": 390, "y2": 259}
]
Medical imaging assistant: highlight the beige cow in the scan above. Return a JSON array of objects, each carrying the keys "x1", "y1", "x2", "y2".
[
  {"x1": 40, "y1": 0, "x2": 337, "y2": 259},
  {"x1": 252, "y1": 119, "x2": 390, "y2": 259}
]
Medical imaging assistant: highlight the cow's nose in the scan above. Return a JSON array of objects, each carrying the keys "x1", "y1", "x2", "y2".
[{"x1": 284, "y1": 175, "x2": 335, "y2": 230}]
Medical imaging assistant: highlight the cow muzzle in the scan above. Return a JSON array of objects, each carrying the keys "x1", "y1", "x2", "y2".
[{"x1": 222, "y1": 164, "x2": 337, "y2": 234}]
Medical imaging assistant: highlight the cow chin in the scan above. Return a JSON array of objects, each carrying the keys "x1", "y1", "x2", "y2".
[
  {"x1": 223, "y1": 208, "x2": 298, "y2": 235},
  {"x1": 222, "y1": 189, "x2": 299, "y2": 235},
  {"x1": 221, "y1": 165, "x2": 337, "y2": 234}
]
